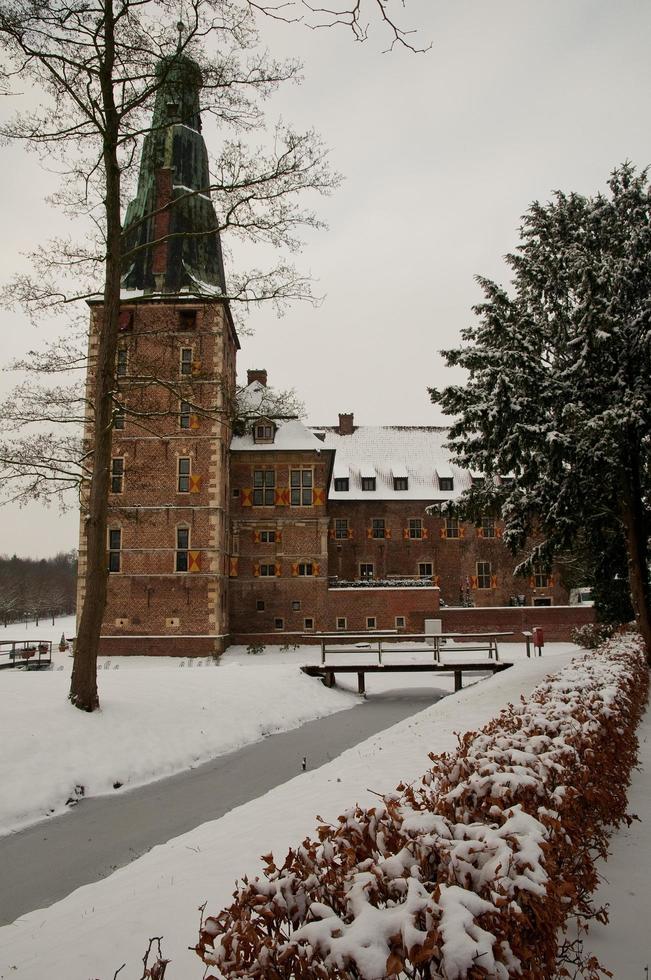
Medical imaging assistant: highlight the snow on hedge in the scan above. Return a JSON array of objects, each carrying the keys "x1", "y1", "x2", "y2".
[{"x1": 198, "y1": 633, "x2": 648, "y2": 979}]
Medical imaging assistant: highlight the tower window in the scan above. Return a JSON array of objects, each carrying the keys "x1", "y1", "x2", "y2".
[
  {"x1": 178, "y1": 309, "x2": 197, "y2": 331},
  {"x1": 108, "y1": 528, "x2": 121, "y2": 573},
  {"x1": 177, "y1": 457, "x2": 191, "y2": 493},
  {"x1": 114, "y1": 407, "x2": 125, "y2": 430},
  {"x1": 176, "y1": 526, "x2": 189, "y2": 572},
  {"x1": 179, "y1": 400, "x2": 192, "y2": 429},
  {"x1": 116, "y1": 349, "x2": 128, "y2": 378},
  {"x1": 110, "y1": 457, "x2": 124, "y2": 494},
  {"x1": 180, "y1": 348, "x2": 193, "y2": 376}
]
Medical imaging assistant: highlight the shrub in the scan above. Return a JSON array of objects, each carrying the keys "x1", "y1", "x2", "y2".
[
  {"x1": 571, "y1": 621, "x2": 616, "y2": 648},
  {"x1": 245, "y1": 642, "x2": 265, "y2": 656},
  {"x1": 197, "y1": 634, "x2": 647, "y2": 979}
]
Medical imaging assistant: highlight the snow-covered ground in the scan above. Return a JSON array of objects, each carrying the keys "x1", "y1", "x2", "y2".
[
  {"x1": 0, "y1": 616, "x2": 577, "y2": 835},
  {"x1": 0, "y1": 648, "x2": 593, "y2": 980}
]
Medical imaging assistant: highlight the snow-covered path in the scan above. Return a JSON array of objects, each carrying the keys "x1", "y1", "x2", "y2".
[{"x1": 0, "y1": 686, "x2": 443, "y2": 927}]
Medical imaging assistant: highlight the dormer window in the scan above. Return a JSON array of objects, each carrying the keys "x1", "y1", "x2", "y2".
[
  {"x1": 471, "y1": 476, "x2": 484, "y2": 488},
  {"x1": 393, "y1": 477, "x2": 408, "y2": 491},
  {"x1": 334, "y1": 477, "x2": 349, "y2": 492},
  {"x1": 361, "y1": 477, "x2": 376, "y2": 492},
  {"x1": 439, "y1": 477, "x2": 454, "y2": 492},
  {"x1": 253, "y1": 419, "x2": 275, "y2": 444}
]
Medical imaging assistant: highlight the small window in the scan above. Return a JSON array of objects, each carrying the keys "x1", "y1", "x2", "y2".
[
  {"x1": 274, "y1": 617, "x2": 284, "y2": 630},
  {"x1": 439, "y1": 477, "x2": 454, "y2": 492},
  {"x1": 118, "y1": 311, "x2": 133, "y2": 333},
  {"x1": 180, "y1": 348, "x2": 193, "y2": 376},
  {"x1": 418, "y1": 562, "x2": 433, "y2": 578},
  {"x1": 366, "y1": 616, "x2": 377, "y2": 629},
  {"x1": 393, "y1": 477, "x2": 408, "y2": 491},
  {"x1": 176, "y1": 526, "x2": 189, "y2": 572},
  {"x1": 371, "y1": 518, "x2": 385, "y2": 539},
  {"x1": 533, "y1": 596, "x2": 552, "y2": 607},
  {"x1": 336, "y1": 617, "x2": 347, "y2": 630},
  {"x1": 232, "y1": 488, "x2": 240, "y2": 498},
  {"x1": 253, "y1": 469, "x2": 275, "y2": 506},
  {"x1": 360, "y1": 563, "x2": 374, "y2": 580},
  {"x1": 256, "y1": 599, "x2": 265, "y2": 612},
  {"x1": 177, "y1": 457, "x2": 191, "y2": 493},
  {"x1": 395, "y1": 616, "x2": 406, "y2": 629},
  {"x1": 108, "y1": 528, "x2": 121, "y2": 573},
  {"x1": 292, "y1": 600, "x2": 301, "y2": 611},
  {"x1": 335, "y1": 518, "x2": 349, "y2": 540},
  {"x1": 361, "y1": 477, "x2": 376, "y2": 492},
  {"x1": 501, "y1": 476, "x2": 514, "y2": 487},
  {"x1": 298, "y1": 562, "x2": 314, "y2": 576},
  {"x1": 113, "y1": 407, "x2": 125, "y2": 430},
  {"x1": 472, "y1": 476, "x2": 484, "y2": 488},
  {"x1": 178, "y1": 309, "x2": 197, "y2": 331},
  {"x1": 534, "y1": 565, "x2": 550, "y2": 589},
  {"x1": 481, "y1": 516, "x2": 496, "y2": 538},
  {"x1": 290, "y1": 469, "x2": 313, "y2": 506},
  {"x1": 334, "y1": 477, "x2": 349, "y2": 492},
  {"x1": 110, "y1": 457, "x2": 124, "y2": 494},
  {"x1": 304, "y1": 617, "x2": 314, "y2": 630},
  {"x1": 408, "y1": 518, "x2": 422, "y2": 539},
  {"x1": 254, "y1": 423, "x2": 274, "y2": 443},
  {"x1": 477, "y1": 561, "x2": 492, "y2": 589},
  {"x1": 259, "y1": 563, "x2": 276, "y2": 577},
  {"x1": 116, "y1": 349, "x2": 128, "y2": 378},
  {"x1": 260, "y1": 529, "x2": 276, "y2": 543},
  {"x1": 179, "y1": 400, "x2": 192, "y2": 430},
  {"x1": 445, "y1": 517, "x2": 459, "y2": 539}
]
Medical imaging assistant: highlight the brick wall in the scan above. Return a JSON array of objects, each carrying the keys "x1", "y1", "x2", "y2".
[
  {"x1": 327, "y1": 499, "x2": 568, "y2": 608},
  {"x1": 439, "y1": 604, "x2": 595, "y2": 641},
  {"x1": 78, "y1": 298, "x2": 237, "y2": 657}
]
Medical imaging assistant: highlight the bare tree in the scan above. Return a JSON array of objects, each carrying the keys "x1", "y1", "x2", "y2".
[{"x1": 0, "y1": 0, "x2": 344, "y2": 710}]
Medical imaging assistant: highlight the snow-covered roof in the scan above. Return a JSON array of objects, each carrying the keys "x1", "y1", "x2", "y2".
[
  {"x1": 312, "y1": 426, "x2": 471, "y2": 501},
  {"x1": 333, "y1": 460, "x2": 350, "y2": 479},
  {"x1": 231, "y1": 418, "x2": 325, "y2": 453}
]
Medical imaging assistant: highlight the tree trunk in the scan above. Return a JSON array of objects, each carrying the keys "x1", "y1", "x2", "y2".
[
  {"x1": 622, "y1": 472, "x2": 651, "y2": 664},
  {"x1": 69, "y1": 0, "x2": 121, "y2": 711}
]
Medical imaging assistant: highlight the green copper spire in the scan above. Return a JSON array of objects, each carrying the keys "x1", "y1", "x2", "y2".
[{"x1": 121, "y1": 53, "x2": 226, "y2": 296}]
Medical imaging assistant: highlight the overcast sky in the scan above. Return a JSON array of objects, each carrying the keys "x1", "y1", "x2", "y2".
[{"x1": 1, "y1": 0, "x2": 651, "y2": 557}]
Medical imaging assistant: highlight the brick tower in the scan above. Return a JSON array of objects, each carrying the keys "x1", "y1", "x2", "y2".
[{"x1": 76, "y1": 54, "x2": 239, "y2": 656}]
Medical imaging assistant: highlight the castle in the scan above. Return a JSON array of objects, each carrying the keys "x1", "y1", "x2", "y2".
[{"x1": 77, "y1": 54, "x2": 582, "y2": 657}]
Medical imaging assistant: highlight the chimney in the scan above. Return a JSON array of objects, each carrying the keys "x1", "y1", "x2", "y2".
[
  {"x1": 338, "y1": 413, "x2": 354, "y2": 435},
  {"x1": 247, "y1": 368, "x2": 267, "y2": 387}
]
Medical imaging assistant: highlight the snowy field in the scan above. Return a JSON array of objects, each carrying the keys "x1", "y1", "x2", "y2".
[
  {"x1": 0, "y1": 625, "x2": 647, "y2": 978},
  {"x1": 0, "y1": 616, "x2": 578, "y2": 835},
  {"x1": 0, "y1": 648, "x2": 597, "y2": 980}
]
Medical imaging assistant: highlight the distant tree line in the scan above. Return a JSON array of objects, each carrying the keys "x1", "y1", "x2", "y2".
[{"x1": 0, "y1": 552, "x2": 77, "y2": 627}]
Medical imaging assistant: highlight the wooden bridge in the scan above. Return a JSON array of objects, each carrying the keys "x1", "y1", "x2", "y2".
[
  {"x1": 301, "y1": 631, "x2": 515, "y2": 696},
  {"x1": 0, "y1": 640, "x2": 53, "y2": 670}
]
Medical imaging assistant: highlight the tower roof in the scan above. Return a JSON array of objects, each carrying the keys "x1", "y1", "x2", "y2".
[{"x1": 121, "y1": 53, "x2": 227, "y2": 297}]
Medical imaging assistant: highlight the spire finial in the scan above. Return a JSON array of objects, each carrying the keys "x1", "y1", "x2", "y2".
[{"x1": 176, "y1": 4, "x2": 185, "y2": 52}]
